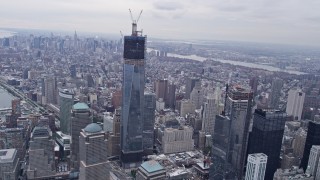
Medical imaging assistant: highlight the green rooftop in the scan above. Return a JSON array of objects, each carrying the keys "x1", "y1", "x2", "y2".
[
  {"x1": 73, "y1": 103, "x2": 89, "y2": 110},
  {"x1": 141, "y1": 160, "x2": 164, "y2": 173}
]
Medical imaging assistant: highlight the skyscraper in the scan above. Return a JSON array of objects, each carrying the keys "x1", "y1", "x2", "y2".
[
  {"x1": 268, "y1": 78, "x2": 283, "y2": 109},
  {"x1": 201, "y1": 93, "x2": 217, "y2": 136},
  {"x1": 307, "y1": 145, "x2": 320, "y2": 177},
  {"x1": 121, "y1": 19, "x2": 146, "y2": 167},
  {"x1": 70, "y1": 103, "x2": 92, "y2": 170},
  {"x1": 286, "y1": 88, "x2": 305, "y2": 121},
  {"x1": 143, "y1": 92, "x2": 156, "y2": 154},
  {"x1": 59, "y1": 89, "x2": 74, "y2": 134},
  {"x1": 301, "y1": 121, "x2": 320, "y2": 171},
  {"x1": 225, "y1": 86, "x2": 253, "y2": 179},
  {"x1": 79, "y1": 123, "x2": 109, "y2": 180},
  {"x1": 190, "y1": 82, "x2": 204, "y2": 109},
  {"x1": 185, "y1": 78, "x2": 200, "y2": 99},
  {"x1": 245, "y1": 153, "x2": 268, "y2": 180},
  {"x1": 0, "y1": 149, "x2": 20, "y2": 180},
  {"x1": 44, "y1": 76, "x2": 57, "y2": 105},
  {"x1": 155, "y1": 79, "x2": 168, "y2": 100},
  {"x1": 107, "y1": 108, "x2": 121, "y2": 157},
  {"x1": 27, "y1": 126, "x2": 55, "y2": 179},
  {"x1": 248, "y1": 109, "x2": 287, "y2": 180},
  {"x1": 166, "y1": 82, "x2": 176, "y2": 109}
]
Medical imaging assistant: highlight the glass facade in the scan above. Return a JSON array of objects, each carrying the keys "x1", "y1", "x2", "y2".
[
  {"x1": 248, "y1": 109, "x2": 287, "y2": 180},
  {"x1": 121, "y1": 35, "x2": 146, "y2": 164},
  {"x1": 59, "y1": 89, "x2": 74, "y2": 135}
]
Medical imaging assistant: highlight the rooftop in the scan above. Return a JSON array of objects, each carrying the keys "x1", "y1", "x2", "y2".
[
  {"x1": 73, "y1": 103, "x2": 89, "y2": 110},
  {"x1": 141, "y1": 160, "x2": 164, "y2": 173},
  {"x1": 84, "y1": 123, "x2": 102, "y2": 133},
  {"x1": 0, "y1": 149, "x2": 16, "y2": 163}
]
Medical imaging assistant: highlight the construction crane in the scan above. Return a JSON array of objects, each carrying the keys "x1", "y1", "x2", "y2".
[{"x1": 128, "y1": 9, "x2": 143, "y2": 36}]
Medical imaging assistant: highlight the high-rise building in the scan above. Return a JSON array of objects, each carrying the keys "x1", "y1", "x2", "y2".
[
  {"x1": 107, "y1": 108, "x2": 121, "y2": 157},
  {"x1": 155, "y1": 79, "x2": 168, "y2": 100},
  {"x1": 0, "y1": 149, "x2": 20, "y2": 180},
  {"x1": 180, "y1": 99, "x2": 196, "y2": 117},
  {"x1": 190, "y1": 82, "x2": 204, "y2": 109},
  {"x1": 268, "y1": 78, "x2": 283, "y2": 109},
  {"x1": 225, "y1": 86, "x2": 253, "y2": 179},
  {"x1": 136, "y1": 160, "x2": 166, "y2": 180},
  {"x1": 111, "y1": 90, "x2": 122, "y2": 109},
  {"x1": 59, "y1": 89, "x2": 74, "y2": 134},
  {"x1": 166, "y1": 82, "x2": 176, "y2": 109},
  {"x1": 202, "y1": 93, "x2": 217, "y2": 136},
  {"x1": 79, "y1": 123, "x2": 109, "y2": 180},
  {"x1": 212, "y1": 114, "x2": 230, "y2": 160},
  {"x1": 301, "y1": 121, "x2": 320, "y2": 171},
  {"x1": 292, "y1": 128, "x2": 307, "y2": 161},
  {"x1": 143, "y1": 92, "x2": 156, "y2": 154},
  {"x1": 286, "y1": 88, "x2": 305, "y2": 121},
  {"x1": 185, "y1": 78, "x2": 200, "y2": 99},
  {"x1": 162, "y1": 126, "x2": 194, "y2": 154},
  {"x1": 248, "y1": 109, "x2": 287, "y2": 180},
  {"x1": 307, "y1": 145, "x2": 320, "y2": 177},
  {"x1": 70, "y1": 103, "x2": 92, "y2": 170},
  {"x1": 27, "y1": 126, "x2": 55, "y2": 179},
  {"x1": 121, "y1": 19, "x2": 146, "y2": 167},
  {"x1": 11, "y1": 98, "x2": 21, "y2": 116},
  {"x1": 245, "y1": 153, "x2": 268, "y2": 180},
  {"x1": 44, "y1": 76, "x2": 57, "y2": 105},
  {"x1": 249, "y1": 77, "x2": 259, "y2": 95}
]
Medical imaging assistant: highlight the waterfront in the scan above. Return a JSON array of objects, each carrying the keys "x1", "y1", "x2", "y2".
[
  {"x1": 166, "y1": 53, "x2": 306, "y2": 75},
  {"x1": 0, "y1": 30, "x2": 16, "y2": 38},
  {"x1": 0, "y1": 87, "x2": 14, "y2": 108}
]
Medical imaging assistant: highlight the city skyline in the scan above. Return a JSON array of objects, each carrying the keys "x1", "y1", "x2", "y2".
[{"x1": 0, "y1": 0, "x2": 320, "y2": 47}]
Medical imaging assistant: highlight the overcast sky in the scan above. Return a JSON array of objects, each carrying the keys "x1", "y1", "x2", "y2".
[{"x1": 0, "y1": 0, "x2": 319, "y2": 46}]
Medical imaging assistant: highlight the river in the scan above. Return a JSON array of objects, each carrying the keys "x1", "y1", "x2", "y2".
[
  {"x1": 0, "y1": 87, "x2": 14, "y2": 108},
  {"x1": 165, "y1": 53, "x2": 305, "y2": 75}
]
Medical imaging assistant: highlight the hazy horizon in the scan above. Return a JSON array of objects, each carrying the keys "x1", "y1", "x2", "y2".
[{"x1": 1, "y1": 0, "x2": 320, "y2": 47}]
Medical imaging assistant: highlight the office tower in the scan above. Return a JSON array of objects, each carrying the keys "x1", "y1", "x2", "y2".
[
  {"x1": 202, "y1": 93, "x2": 217, "y2": 136},
  {"x1": 292, "y1": 128, "x2": 307, "y2": 160},
  {"x1": 111, "y1": 90, "x2": 122, "y2": 109},
  {"x1": 248, "y1": 109, "x2": 287, "y2": 180},
  {"x1": 162, "y1": 126, "x2": 194, "y2": 154},
  {"x1": 143, "y1": 92, "x2": 156, "y2": 154},
  {"x1": 185, "y1": 78, "x2": 200, "y2": 99},
  {"x1": 307, "y1": 145, "x2": 320, "y2": 177},
  {"x1": 86, "y1": 74, "x2": 94, "y2": 87},
  {"x1": 180, "y1": 99, "x2": 196, "y2": 117},
  {"x1": 11, "y1": 98, "x2": 21, "y2": 116},
  {"x1": 155, "y1": 79, "x2": 168, "y2": 100},
  {"x1": 156, "y1": 98, "x2": 165, "y2": 112},
  {"x1": 225, "y1": 86, "x2": 253, "y2": 179},
  {"x1": 4, "y1": 128, "x2": 26, "y2": 160},
  {"x1": 190, "y1": 82, "x2": 204, "y2": 109},
  {"x1": 44, "y1": 76, "x2": 57, "y2": 105},
  {"x1": 27, "y1": 126, "x2": 55, "y2": 179},
  {"x1": 166, "y1": 82, "x2": 176, "y2": 109},
  {"x1": 0, "y1": 149, "x2": 19, "y2": 180},
  {"x1": 317, "y1": 160, "x2": 320, "y2": 180},
  {"x1": 136, "y1": 160, "x2": 166, "y2": 180},
  {"x1": 79, "y1": 123, "x2": 109, "y2": 180},
  {"x1": 55, "y1": 131, "x2": 71, "y2": 160},
  {"x1": 108, "y1": 108, "x2": 121, "y2": 157},
  {"x1": 212, "y1": 114, "x2": 230, "y2": 160},
  {"x1": 69, "y1": 64, "x2": 76, "y2": 78},
  {"x1": 286, "y1": 88, "x2": 305, "y2": 121},
  {"x1": 121, "y1": 19, "x2": 146, "y2": 167},
  {"x1": 301, "y1": 121, "x2": 320, "y2": 171},
  {"x1": 249, "y1": 76, "x2": 258, "y2": 95},
  {"x1": 59, "y1": 89, "x2": 74, "y2": 134},
  {"x1": 245, "y1": 153, "x2": 268, "y2": 180},
  {"x1": 268, "y1": 78, "x2": 283, "y2": 109},
  {"x1": 70, "y1": 103, "x2": 92, "y2": 170},
  {"x1": 103, "y1": 112, "x2": 113, "y2": 132}
]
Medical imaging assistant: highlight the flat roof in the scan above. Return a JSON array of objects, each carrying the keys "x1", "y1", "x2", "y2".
[
  {"x1": 141, "y1": 160, "x2": 164, "y2": 173},
  {"x1": 0, "y1": 149, "x2": 16, "y2": 163}
]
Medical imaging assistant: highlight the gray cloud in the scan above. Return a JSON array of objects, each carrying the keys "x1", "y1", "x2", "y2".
[{"x1": 153, "y1": 1, "x2": 183, "y2": 11}]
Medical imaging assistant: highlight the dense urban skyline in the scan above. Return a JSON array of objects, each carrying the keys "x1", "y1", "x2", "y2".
[{"x1": 0, "y1": 0, "x2": 320, "y2": 46}]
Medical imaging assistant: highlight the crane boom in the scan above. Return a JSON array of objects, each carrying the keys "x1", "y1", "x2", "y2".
[
  {"x1": 136, "y1": 10, "x2": 143, "y2": 23},
  {"x1": 129, "y1": 9, "x2": 134, "y2": 22}
]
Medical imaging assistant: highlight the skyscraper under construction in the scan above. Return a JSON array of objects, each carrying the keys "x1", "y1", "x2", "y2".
[{"x1": 120, "y1": 10, "x2": 146, "y2": 168}]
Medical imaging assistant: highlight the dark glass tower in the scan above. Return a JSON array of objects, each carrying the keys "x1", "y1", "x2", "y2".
[
  {"x1": 248, "y1": 109, "x2": 287, "y2": 180},
  {"x1": 121, "y1": 20, "x2": 146, "y2": 167},
  {"x1": 300, "y1": 121, "x2": 320, "y2": 171}
]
